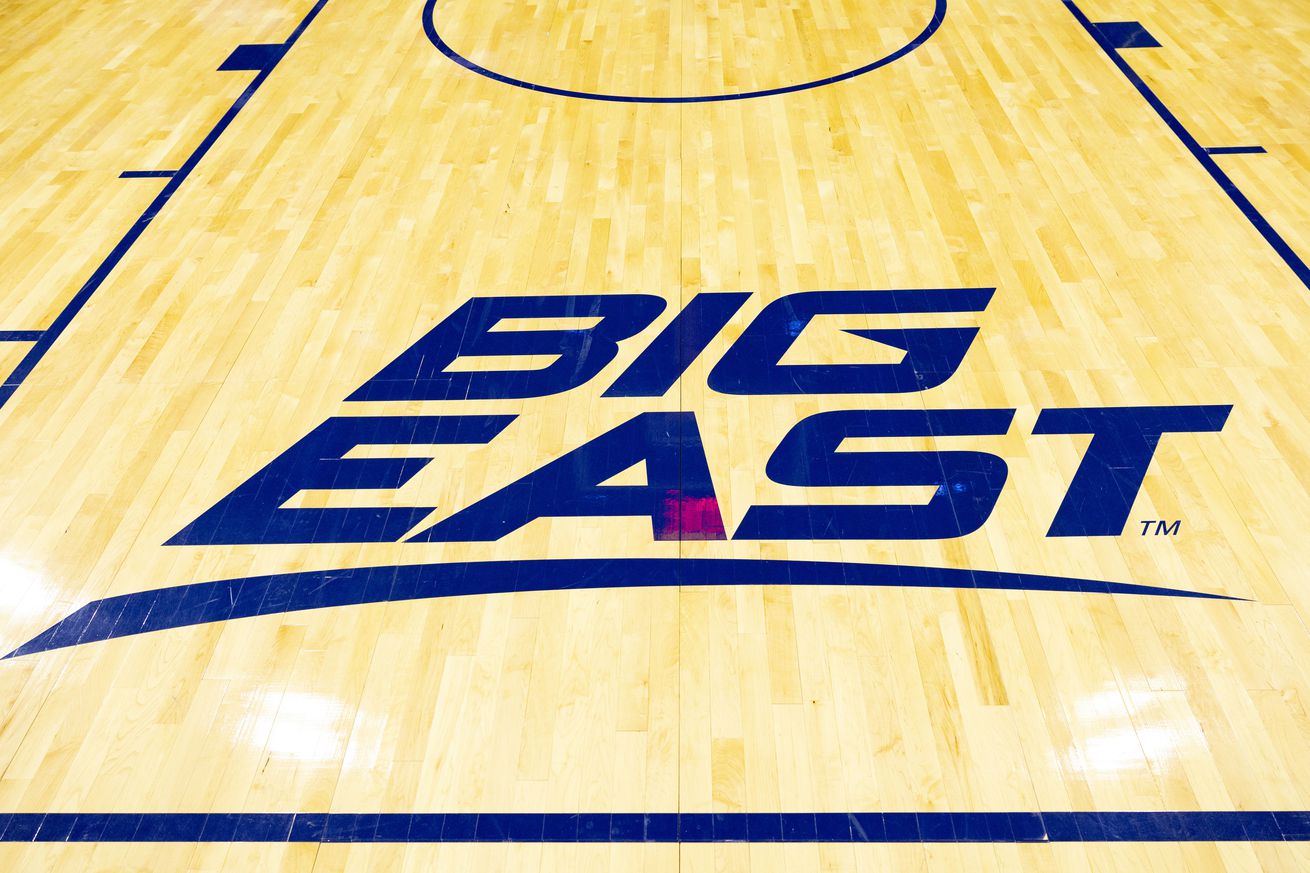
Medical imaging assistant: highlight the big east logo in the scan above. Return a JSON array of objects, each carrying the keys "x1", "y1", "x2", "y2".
[
  {"x1": 9, "y1": 287, "x2": 1240, "y2": 659},
  {"x1": 167, "y1": 288, "x2": 1230, "y2": 547}
]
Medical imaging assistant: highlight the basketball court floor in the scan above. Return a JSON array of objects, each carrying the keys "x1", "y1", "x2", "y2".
[{"x1": 2, "y1": 0, "x2": 1310, "y2": 868}]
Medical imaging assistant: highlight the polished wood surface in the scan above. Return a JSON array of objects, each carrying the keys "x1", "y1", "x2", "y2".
[{"x1": 0, "y1": 0, "x2": 1308, "y2": 868}]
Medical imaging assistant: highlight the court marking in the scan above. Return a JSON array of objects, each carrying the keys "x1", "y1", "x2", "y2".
[
  {"x1": 1206, "y1": 146, "x2": 1268, "y2": 155},
  {"x1": 422, "y1": 0, "x2": 946, "y2": 103},
  {"x1": 1067, "y1": 1, "x2": 1310, "y2": 292},
  {"x1": 0, "y1": 810, "x2": 1308, "y2": 843},
  {"x1": 4, "y1": 558, "x2": 1238, "y2": 660},
  {"x1": 0, "y1": 0, "x2": 334, "y2": 404},
  {"x1": 0, "y1": 332, "x2": 43, "y2": 343}
]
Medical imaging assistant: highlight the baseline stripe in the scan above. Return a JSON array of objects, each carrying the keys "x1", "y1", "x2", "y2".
[
  {"x1": 5, "y1": 558, "x2": 1236, "y2": 659},
  {"x1": 1, "y1": 811, "x2": 1307, "y2": 843}
]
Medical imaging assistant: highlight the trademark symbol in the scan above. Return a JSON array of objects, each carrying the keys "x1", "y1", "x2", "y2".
[{"x1": 1139, "y1": 519, "x2": 1182, "y2": 537}]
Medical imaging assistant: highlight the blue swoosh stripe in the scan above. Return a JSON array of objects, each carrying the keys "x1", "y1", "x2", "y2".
[
  {"x1": 4, "y1": 558, "x2": 1235, "y2": 659},
  {"x1": 0, "y1": 810, "x2": 1303, "y2": 842}
]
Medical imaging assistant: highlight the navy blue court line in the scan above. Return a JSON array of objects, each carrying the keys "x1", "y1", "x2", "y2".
[
  {"x1": 422, "y1": 0, "x2": 946, "y2": 103},
  {"x1": 0, "y1": 810, "x2": 1307, "y2": 843},
  {"x1": 5, "y1": 558, "x2": 1236, "y2": 659},
  {"x1": 1205, "y1": 146, "x2": 1268, "y2": 155},
  {"x1": 0, "y1": 331, "x2": 43, "y2": 343},
  {"x1": 117, "y1": 170, "x2": 178, "y2": 179},
  {"x1": 1066, "y1": 4, "x2": 1310, "y2": 293},
  {"x1": 0, "y1": 0, "x2": 333, "y2": 411}
]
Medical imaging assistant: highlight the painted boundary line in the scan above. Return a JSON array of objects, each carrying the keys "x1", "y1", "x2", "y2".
[
  {"x1": 0, "y1": 0, "x2": 334, "y2": 405},
  {"x1": 1063, "y1": 1, "x2": 1310, "y2": 293},
  {"x1": 0, "y1": 810, "x2": 1308, "y2": 843}
]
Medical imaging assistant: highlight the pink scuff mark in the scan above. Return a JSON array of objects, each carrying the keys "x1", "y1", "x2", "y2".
[{"x1": 655, "y1": 492, "x2": 727, "y2": 541}]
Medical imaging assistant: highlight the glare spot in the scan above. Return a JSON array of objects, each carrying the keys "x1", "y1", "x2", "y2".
[
  {"x1": 1067, "y1": 689, "x2": 1180, "y2": 774},
  {"x1": 0, "y1": 556, "x2": 58, "y2": 623},
  {"x1": 247, "y1": 691, "x2": 351, "y2": 761}
]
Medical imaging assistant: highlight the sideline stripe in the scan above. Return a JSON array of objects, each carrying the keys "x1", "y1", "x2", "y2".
[
  {"x1": 0, "y1": 331, "x2": 43, "y2": 343},
  {"x1": 0, "y1": 0, "x2": 334, "y2": 411},
  {"x1": 0, "y1": 810, "x2": 1307, "y2": 843},
  {"x1": 118, "y1": 170, "x2": 179, "y2": 179},
  {"x1": 1067, "y1": 3, "x2": 1310, "y2": 292},
  {"x1": 423, "y1": 0, "x2": 945, "y2": 103},
  {"x1": 5, "y1": 558, "x2": 1236, "y2": 659}
]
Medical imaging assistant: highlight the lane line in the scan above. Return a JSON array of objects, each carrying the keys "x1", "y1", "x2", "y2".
[
  {"x1": 0, "y1": 0, "x2": 335, "y2": 410},
  {"x1": 1064, "y1": 2, "x2": 1310, "y2": 292}
]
